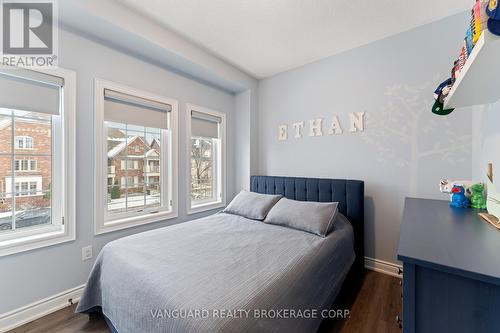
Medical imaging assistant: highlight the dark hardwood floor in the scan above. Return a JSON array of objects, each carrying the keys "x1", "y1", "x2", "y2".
[
  {"x1": 319, "y1": 270, "x2": 402, "y2": 333},
  {"x1": 9, "y1": 270, "x2": 401, "y2": 333}
]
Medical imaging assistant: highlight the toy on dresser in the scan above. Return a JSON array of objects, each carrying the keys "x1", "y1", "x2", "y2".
[
  {"x1": 440, "y1": 179, "x2": 474, "y2": 200},
  {"x1": 470, "y1": 183, "x2": 487, "y2": 209},
  {"x1": 450, "y1": 185, "x2": 470, "y2": 208}
]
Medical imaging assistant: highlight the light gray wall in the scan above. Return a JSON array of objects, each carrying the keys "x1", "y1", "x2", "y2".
[
  {"x1": 235, "y1": 90, "x2": 251, "y2": 190},
  {"x1": 0, "y1": 28, "x2": 236, "y2": 314},
  {"x1": 234, "y1": 88, "x2": 260, "y2": 191},
  {"x1": 257, "y1": 13, "x2": 473, "y2": 264}
]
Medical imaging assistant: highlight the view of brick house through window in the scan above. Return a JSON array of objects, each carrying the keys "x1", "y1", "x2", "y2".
[
  {"x1": 191, "y1": 137, "x2": 216, "y2": 200},
  {"x1": 0, "y1": 110, "x2": 52, "y2": 231},
  {"x1": 106, "y1": 122, "x2": 161, "y2": 215},
  {"x1": 189, "y1": 108, "x2": 223, "y2": 208}
]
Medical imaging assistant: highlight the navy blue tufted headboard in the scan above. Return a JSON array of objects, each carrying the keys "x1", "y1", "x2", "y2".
[{"x1": 250, "y1": 175, "x2": 364, "y2": 272}]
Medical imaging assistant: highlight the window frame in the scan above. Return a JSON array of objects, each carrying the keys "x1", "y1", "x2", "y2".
[
  {"x1": 186, "y1": 104, "x2": 226, "y2": 215},
  {"x1": 94, "y1": 79, "x2": 178, "y2": 234},
  {"x1": 0, "y1": 67, "x2": 76, "y2": 257}
]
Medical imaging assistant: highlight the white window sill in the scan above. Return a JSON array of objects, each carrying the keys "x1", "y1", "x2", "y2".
[
  {"x1": 0, "y1": 225, "x2": 74, "y2": 257},
  {"x1": 96, "y1": 210, "x2": 177, "y2": 235},
  {"x1": 187, "y1": 201, "x2": 225, "y2": 215}
]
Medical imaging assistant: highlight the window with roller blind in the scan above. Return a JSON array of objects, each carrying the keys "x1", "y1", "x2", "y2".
[
  {"x1": 0, "y1": 66, "x2": 76, "y2": 257},
  {"x1": 187, "y1": 104, "x2": 226, "y2": 214},
  {"x1": 94, "y1": 79, "x2": 178, "y2": 234}
]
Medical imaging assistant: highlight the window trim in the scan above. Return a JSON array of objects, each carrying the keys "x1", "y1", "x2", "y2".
[
  {"x1": 186, "y1": 104, "x2": 226, "y2": 215},
  {"x1": 0, "y1": 67, "x2": 76, "y2": 257},
  {"x1": 94, "y1": 79, "x2": 178, "y2": 235}
]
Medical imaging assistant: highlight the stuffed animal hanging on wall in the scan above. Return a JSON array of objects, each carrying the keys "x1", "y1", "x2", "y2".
[{"x1": 450, "y1": 185, "x2": 470, "y2": 208}]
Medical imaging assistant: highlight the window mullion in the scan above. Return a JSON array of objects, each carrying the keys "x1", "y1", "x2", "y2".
[
  {"x1": 143, "y1": 127, "x2": 146, "y2": 208},
  {"x1": 11, "y1": 111, "x2": 15, "y2": 231},
  {"x1": 213, "y1": 138, "x2": 217, "y2": 201},
  {"x1": 50, "y1": 113, "x2": 57, "y2": 226},
  {"x1": 214, "y1": 139, "x2": 217, "y2": 200},
  {"x1": 162, "y1": 128, "x2": 168, "y2": 208},
  {"x1": 124, "y1": 136, "x2": 128, "y2": 212}
]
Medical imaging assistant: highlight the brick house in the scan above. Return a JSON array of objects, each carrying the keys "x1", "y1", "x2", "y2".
[
  {"x1": 0, "y1": 116, "x2": 52, "y2": 214},
  {"x1": 107, "y1": 135, "x2": 160, "y2": 196}
]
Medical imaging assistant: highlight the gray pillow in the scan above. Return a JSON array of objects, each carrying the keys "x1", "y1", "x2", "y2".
[
  {"x1": 223, "y1": 190, "x2": 282, "y2": 220},
  {"x1": 264, "y1": 198, "x2": 339, "y2": 237}
]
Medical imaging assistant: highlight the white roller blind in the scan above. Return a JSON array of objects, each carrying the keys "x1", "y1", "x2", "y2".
[
  {"x1": 104, "y1": 89, "x2": 171, "y2": 129},
  {"x1": 0, "y1": 68, "x2": 62, "y2": 115},
  {"x1": 191, "y1": 110, "x2": 221, "y2": 139}
]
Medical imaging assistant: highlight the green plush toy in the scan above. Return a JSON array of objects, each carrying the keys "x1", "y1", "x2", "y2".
[{"x1": 470, "y1": 183, "x2": 487, "y2": 209}]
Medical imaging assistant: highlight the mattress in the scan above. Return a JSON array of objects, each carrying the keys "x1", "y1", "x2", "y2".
[{"x1": 76, "y1": 212, "x2": 355, "y2": 333}]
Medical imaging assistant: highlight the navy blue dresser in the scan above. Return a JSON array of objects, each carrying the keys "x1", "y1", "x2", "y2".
[{"x1": 398, "y1": 198, "x2": 500, "y2": 333}]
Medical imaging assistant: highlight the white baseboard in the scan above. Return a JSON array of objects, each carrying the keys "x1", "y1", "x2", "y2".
[
  {"x1": 0, "y1": 284, "x2": 85, "y2": 333},
  {"x1": 364, "y1": 257, "x2": 402, "y2": 278}
]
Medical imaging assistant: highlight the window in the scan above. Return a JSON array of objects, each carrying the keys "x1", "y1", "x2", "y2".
[
  {"x1": 6, "y1": 176, "x2": 42, "y2": 197},
  {"x1": 14, "y1": 159, "x2": 37, "y2": 171},
  {"x1": 120, "y1": 158, "x2": 141, "y2": 170},
  {"x1": 187, "y1": 105, "x2": 225, "y2": 214},
  {"x1": 14, "y1": 181, "x2": 38, "y2": 196},
  {"x1": 14, "y1": 136, "x2": 33, "y2": 149},
  {"x1": 95, "y1": 79, "x2": 178, "y2": 234},
  {"x1": 120, "y1": 176, "x2": 138, "y2": 187},
  {"x1": 0, "y1": 66, "x2": 76, "y2": 257}
]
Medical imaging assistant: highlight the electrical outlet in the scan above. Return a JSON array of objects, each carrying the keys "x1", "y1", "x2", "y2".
[{"x1": 82, "y1": 245, "x2": 93, "y2": 261}]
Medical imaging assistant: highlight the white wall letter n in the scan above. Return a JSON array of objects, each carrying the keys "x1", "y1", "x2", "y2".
[{"x1": 349, "y1": 112, "x2": 365, "y2": 133}]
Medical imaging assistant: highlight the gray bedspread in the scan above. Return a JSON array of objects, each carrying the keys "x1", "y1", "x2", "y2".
[{"x1": 76, "y1": 212, "x2": 355, "y2": 333}]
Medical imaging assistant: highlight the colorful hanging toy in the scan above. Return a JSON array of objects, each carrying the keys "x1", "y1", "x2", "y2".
[
  {"x1": 450, "y1": 185, "x2": 470, "y2": 208},
  {"x1": 470, "y1": 183, "x2": 487, "y2": 209}
]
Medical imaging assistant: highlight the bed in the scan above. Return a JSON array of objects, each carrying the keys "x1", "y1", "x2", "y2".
[{"x1": 76, "y1": 176, "x2": 364, "y2": 333}]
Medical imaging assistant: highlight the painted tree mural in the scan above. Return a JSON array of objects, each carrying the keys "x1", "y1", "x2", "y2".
[{"x1": 361, "y1": 77, "x2": 471, "y2": 196}]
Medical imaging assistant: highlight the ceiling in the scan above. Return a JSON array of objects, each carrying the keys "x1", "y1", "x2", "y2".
[{"x1": 117, "y1": 0, "x2": 471, "y2": 78}]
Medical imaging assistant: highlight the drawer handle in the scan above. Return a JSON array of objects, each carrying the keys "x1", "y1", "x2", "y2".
[{"x1": 396, "y1": 315, "x2": 402, "y2": 329}]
